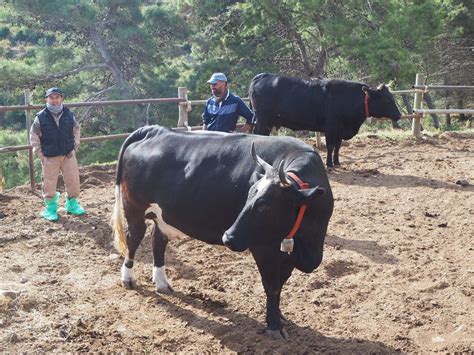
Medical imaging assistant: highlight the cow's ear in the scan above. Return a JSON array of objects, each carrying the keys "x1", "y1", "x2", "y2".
[
  {"x1": 250, "y1": 171, "x2": 264, "y2": 184},
  {"x1": 251, "y1": 142, "x2": 274, "y2": 175},
  {"x1": 377, "y1": 83, "x2": 389, "y2": 92},
  {"x1": 296, "y1": 186, "x2": 325, "y2": 205}
]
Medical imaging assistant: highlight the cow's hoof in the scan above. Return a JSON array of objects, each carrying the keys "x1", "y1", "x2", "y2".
[
  {"x1": 265, "y1": 328, "x2": 289, "y2": 340},
  {"x1": 156, "y1": 284, "x2": 174, "y2": 294},
  {"x1": 122, "y1": 279, "x2": 136, "y2": 289},
  {"x1": 327, "y1": 167, "x2": 334, "y2": 173}
]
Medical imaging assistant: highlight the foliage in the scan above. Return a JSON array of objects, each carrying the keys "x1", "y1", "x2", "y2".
[
  {"x1": 76, "y1": 138, "x2": 125, "y2": 166},
  {"x1": 0, "y1": 1, "x2": 190, "y2": 132}
]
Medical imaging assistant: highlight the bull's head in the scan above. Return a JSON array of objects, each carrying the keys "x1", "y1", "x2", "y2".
[
  {"x1": 362, "y1": 84, "x2": 401, "y2": 122},
  {"x1": 222, "y1": 144, "x2": 325, "y2": 252}
]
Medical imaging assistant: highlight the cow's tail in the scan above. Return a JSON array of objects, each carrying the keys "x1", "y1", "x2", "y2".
[
  {"x1": 112, "y1": 184, "x2": 127, "y2": 256},
  {"x1": 112, "y1": 126, "x2": 156, "y2": 256},
  {"x1": 249, "y1": 73, "x2": 270, "y2": 112}
]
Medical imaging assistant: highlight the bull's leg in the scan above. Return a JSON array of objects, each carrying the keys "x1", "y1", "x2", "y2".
[
  {"x1": 333, "y1": 136, "x2": 343, "y2": 166},
  {"x1": 251, "y1": 247, "x2": 289, "y2": 340},
  {"x1": 325, "y1": 133, "x2": 335, "y2": 169},
  {"x1": 121, "y1": 217, "x2": 146, "y2": 289},
  {"x1": 277, "y1": 258, "x2": 295, "y2": 327},
  {"x1": 253, "y1": 110, "x2": 274, "y2": 136},
  {"x1": 151, "y1": 222, "x2": 173, "y2": 293}
]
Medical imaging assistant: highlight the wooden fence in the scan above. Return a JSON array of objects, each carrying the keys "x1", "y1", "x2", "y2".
[{"x1": 0, "y1": 73, "x2": 473, "y2": 192}]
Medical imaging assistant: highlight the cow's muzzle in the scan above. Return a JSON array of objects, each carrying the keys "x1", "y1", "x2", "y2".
[{"x1": 222, "y1": 232, "x2": 248, "y2": 252}]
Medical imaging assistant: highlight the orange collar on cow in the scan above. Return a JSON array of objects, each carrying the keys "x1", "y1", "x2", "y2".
[
  {"x1": 285, "y1": 171, "x2": 309, "y2": 239},
  {"x1": 364, "y1": 93, "x2": 370, "y2": 118}
]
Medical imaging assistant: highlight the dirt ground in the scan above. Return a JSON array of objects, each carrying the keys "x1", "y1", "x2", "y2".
[{"x1": 1, "y1": 131, "x2": 473, "y2": 353}]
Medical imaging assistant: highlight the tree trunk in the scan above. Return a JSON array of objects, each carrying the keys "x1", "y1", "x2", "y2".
[
  {"x1": 402, "y1": 94, "x2": 413, "y2": 125},
  {"x1": 312, "y1": 48, "x2": 327, "y2": 77},
  {"x1": 458, "y1": 98, "x2": 467, "y2": 121},
  {"x1": 89, "y1": 29, "x2": 130, "y2": 96},
  {"x1": 423, "y1": 93, "x2": 440, "y2": 128},
  {"x1": 89, "y1": 29, "x2": 146, "y2": 128}
]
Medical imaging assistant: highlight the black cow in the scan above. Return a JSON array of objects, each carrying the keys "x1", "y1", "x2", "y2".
[
  {"x1": 111, "y1": 125, "x2": 333, "y2": 339},
  {"x1": 249, "y1": 73, "x2": 401, "y2": 168}
]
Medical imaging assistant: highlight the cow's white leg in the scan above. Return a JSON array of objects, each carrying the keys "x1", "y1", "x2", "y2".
[
  {"x1": 121, "y1": 258, "x2": 136, "y2": 289},
  {"x1": 152, "y1": 265, "x2": 173, "y2": 293},
  {"x1": 146, "y1": 204, "x2": 174, "y2": 293}
]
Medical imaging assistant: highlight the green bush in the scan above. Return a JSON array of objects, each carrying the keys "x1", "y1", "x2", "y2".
[
  {"x1": 0, "y1": 130, "x2": 42, "y2": 189},
  {"x1": 76, "y1": 138, "x2": 125, "y2": 166}
]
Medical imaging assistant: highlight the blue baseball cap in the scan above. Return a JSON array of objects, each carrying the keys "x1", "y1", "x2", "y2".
[
  {"x1": 207, "y1": 72, "x2": 227, "y2": 84},
  {"x1": 45, "y1": 87, "x2": 64, "y2": 97}
]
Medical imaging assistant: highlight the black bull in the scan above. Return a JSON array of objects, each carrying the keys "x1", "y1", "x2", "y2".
[
  {"x1": 112, "y1": 126, "x2": 334, "y2": 338},
  {"x1": 249, "y1": 73, "x2": 401, "y2": 168}
]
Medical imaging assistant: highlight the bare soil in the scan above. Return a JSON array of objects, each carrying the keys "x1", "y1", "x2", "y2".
[{"x1": 1, "y1": 132, "x2": 473, "y2": 353}]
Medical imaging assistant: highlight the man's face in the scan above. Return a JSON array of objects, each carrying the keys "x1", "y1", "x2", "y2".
[
  {"x1": 210, "y1": 80, "x2": 226, "y2": 97},
  {"x1": 46, "y1": 93, "x2": 64, "y2": 106}
]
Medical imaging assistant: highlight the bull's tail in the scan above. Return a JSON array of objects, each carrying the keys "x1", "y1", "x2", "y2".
[
  {"x1": 248, "y1": 73, "x2": 270, "y2": 112},
  {"x1": 112, "y1": 184, "x2": 127, "y2": 255},
  {"x1": 112, "y1": 126, "x2": 156, "y2": 256}
]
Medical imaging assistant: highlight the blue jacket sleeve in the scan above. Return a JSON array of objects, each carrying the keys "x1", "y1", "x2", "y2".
[{"x1": 202, "y1": 100, "x2": 211, "y2": 125}]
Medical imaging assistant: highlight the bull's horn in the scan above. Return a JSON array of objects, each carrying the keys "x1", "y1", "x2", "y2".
[
  {"x1": 278, "y1": 160, "x2": 291, "y2": 187},
  {"x1": 251, "y1": 142, "x2": 274, "y2": 174}
]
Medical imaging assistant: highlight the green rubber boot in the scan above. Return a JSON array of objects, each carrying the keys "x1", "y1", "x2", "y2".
[
  {"x1": 65, "y1": 196, "x2": 86, "y2": 215},
  {"x1": 41, "y1": 192, "x2": 60, "y2": 222}
]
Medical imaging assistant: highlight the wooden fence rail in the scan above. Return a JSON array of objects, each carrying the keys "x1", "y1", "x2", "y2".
[
  {"x1": 0, "y1": 97, "x2": 185, "y2": 113},
  {"x1": 412, "y1": 85, "x2": 474, "y2": 91},
  {"x1": 413, "y1": 109, "x2": 474, "y2": 115}
]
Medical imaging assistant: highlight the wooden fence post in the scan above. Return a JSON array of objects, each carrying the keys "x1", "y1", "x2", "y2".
[
  {"x1": 412, "y1": 73, "x2": 425, "y2": 138},
  {"x1": 24, "y1": 89, "x2": 36, "y2": 192},
  {"x1": 177, "y1": 87, "x2": 189, "y2": 127}
]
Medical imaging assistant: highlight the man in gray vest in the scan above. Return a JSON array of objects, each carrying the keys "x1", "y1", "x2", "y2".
[{"x1": 30, "y1": 87, "x2": 86, "y2": 221}]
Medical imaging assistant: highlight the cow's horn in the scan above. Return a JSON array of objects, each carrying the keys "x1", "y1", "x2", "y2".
[
  {"x1": 278, "y1": 160, "x2": 291, "y2": 187},
  {"x1": 251, "y1": 143, "x2": 274, "y2": 174}
]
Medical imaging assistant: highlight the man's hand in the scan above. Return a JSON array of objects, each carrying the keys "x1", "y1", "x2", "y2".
[{"x1": 240, "y1": 124, "x2": 254, "y2": 134}]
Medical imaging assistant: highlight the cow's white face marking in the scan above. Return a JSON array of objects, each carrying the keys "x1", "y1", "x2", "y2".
[
  {"x1": 255, "y1": 175, "x2": 272, "y2": 192},
  {"x1": 121, "y1": 262, "x2": 135, "y2": 282},
  {"x1": 153, "y1": 266, "x2": 171, "y2": 291}
]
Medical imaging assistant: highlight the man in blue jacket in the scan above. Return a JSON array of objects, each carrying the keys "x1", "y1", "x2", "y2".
[
  {"x1": 202, "y1": 72, "x2": 255, "y2": 133},
  {"x1": 30, "y1": 87, "x2": 86, "y2": 221}
]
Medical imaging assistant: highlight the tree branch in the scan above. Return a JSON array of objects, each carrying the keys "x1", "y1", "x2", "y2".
[
  {"x1": 268, "y1": 7, "x2": 312, "y2": 76},
  {"x1": 34, "y1": 64, "x2": 108, "y2": 84}
]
